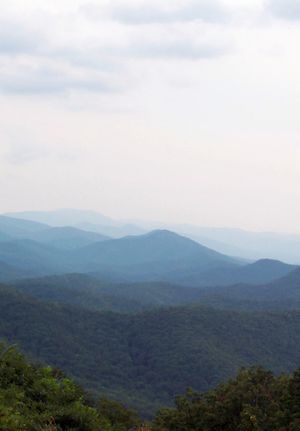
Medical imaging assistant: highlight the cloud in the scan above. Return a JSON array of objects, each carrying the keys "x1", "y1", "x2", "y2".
[
  {"x1": 4, "y1": 141, "x2": 49, "y2": 165},
  {"x1": 0, "y1": 55, "x2": 123, "y2": 95},
  {"x1": 267, "y1": 0, "x2": 300, "y2": 20},
  {"x1": 84, "y1": 1, "x2": 230, "y2": 25},
  {"x1": 0, "y1": 2, "x2": 230, "y2": 96},
  {"x1": 122, "y1": 38, "x2": 228, "y2": 60},
  {"x1": 0, "y1": 20, "x2": 43, "y2": 54}
]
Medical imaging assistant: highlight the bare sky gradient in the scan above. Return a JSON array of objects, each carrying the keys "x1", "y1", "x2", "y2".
[{"x1": 0, "y1": 0, "x2": 300, "y2": 232}]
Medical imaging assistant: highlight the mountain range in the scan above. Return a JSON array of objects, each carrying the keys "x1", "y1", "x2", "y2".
[
  {"x1": 0, "y1": 213, "x2": 296, "y2": 286},
  {"x1": 6, "y1": 209, "x2": 300, "y2": 263},
  {"x1": 1, "y1": 209, "x2": 300, "y2": 415}
]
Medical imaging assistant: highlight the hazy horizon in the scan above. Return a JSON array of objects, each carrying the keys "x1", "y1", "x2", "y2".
[
  {"x1": 3, "y1": 207, "x2": 300, "y2": 237},
  {"x1": 1, "y1": 0, "x2": 300, "y2": 233}
]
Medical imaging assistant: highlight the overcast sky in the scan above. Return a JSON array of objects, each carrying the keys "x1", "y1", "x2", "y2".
[{"x1": 0, "y1": 0, "x2": 300, "y2": 232}]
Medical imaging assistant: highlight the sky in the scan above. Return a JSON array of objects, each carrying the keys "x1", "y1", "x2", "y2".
[{"x1": 0, "y1": 0, "x2": 300, "y2": 232}]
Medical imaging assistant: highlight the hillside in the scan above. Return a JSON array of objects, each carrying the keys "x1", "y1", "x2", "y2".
[
  {"x1": 177, "y1": 258, "x2": 296, "y2": 287},
  {"x1": 6, "y1": 209, "x2": 146, "y2": 238},
  {"x1": 75, "y1": 230, "x2": 240, "y2": 280},
  {"x1": 196, "y1": 266, "x2": 300, "y2": 310},
  {"x1": 2, "y1": 285, "x2": 300, "y2": 414},
  {"x1": 0, "y1": 239, "x2": 72, "y2": 275},
  {"x1": 26, "y1": 226, "x2": 110, "y2": 249},
  {"x1": 0, "y1": 261, "x2": 34, "y2": 282},
  {"x1": 13, "y1": 274, "x2": 149, "y2": 313},
  {"x1": 0, "y1": 215, "x2": 48, "y2": 238}
]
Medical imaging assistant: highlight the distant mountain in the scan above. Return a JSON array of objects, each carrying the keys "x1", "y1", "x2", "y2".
[
  {"x1": 73, "y1": 230, "x2": 239, "y2": 279},
  {"x1": 5, "y1": 209, "x2": 115, "y2": 227},
  {"x1": 75, "y1": 222, "x2": 146, "y2": 238},
  {"x1": 168, "y1": 225, "x2": 300, "y2": 264},
  {"x1": 2, "y1": 285, "x2": 300, "y2": 414},
  {"x1": 0, "y1": 223, "x2": 295, "y2": 287},
  {"x1": 0, "y1": 261, "x2": 34, "y2": 282},
  {"x1": 12, "y1": 273, "x2": 211, "y2": 312},
  {"x1": 176, "y1": 258, "x2": 296, "y2": 287},
  {"x1": 0, "y1": 239, "x2": 71, "y2": 275},
  {"x1": 0, "y1": 215, "x2": 48, "y2": 238},
  {"x1": 6, "y1": 209, "x2": 146, "y2": 238},
  {"x1": 26, "y1": 226, "x2": 110, "y2": 250},
  {"x1": 13, "y1": 274, "x2": 148, "y2": 313},
  {"x1": 193, "y1": 265, "x2": 300, "y2": 311},
  {"x1": 12, "y1": 262, "x2": 299, "y2": 314}
]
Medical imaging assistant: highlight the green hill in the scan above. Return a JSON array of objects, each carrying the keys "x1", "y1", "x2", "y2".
[{"x1": 2, "y1": 285, "x2": 300, "y2": 415}]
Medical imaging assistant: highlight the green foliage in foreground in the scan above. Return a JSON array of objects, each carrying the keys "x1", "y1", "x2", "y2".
[
  {"x1": 4, "y1": 343, "x2": 300, "y2": 431},
  {"x1": 0, "y1": 344, "x2": 140, "y2": 431},
  {"x1": 153, "y1": 366, "x2": 300, "y2": 431}
]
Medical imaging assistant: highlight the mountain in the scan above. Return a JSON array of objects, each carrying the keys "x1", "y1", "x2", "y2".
[
  {"x1": 177, "y1": 258, "x2": 296, "y2": 287},
  {"x1": 0, "y1": 223, "x2": 294, "y2": 287},
  {"x1": 0, "y1": 261, "x2": 35, "y2": 282},
  {"x1": 5, "y1": 209, "x2": 116, "y2": 227},
  {"x1": 0, "y1": 239, "x2": 71, "y2": 275},
  {"x1": 0, "y1": 215, "x2": 48, "y2": 238},
  {"x1": 26, "y1": 226, "x2": 110, "y2": 249},
  {"x1": 12, "y1": 262, "x2": 299, "y2": 314},
  {"x1": 169, "y1": 225, "x2": 300, "y2": 264},
  {"x1": 192, "y1": 266, "x2": 300, "y2": 311},
  {"x1": 6, "y1": 209, "x2": 146, "y2": 238},
  {"x1": 76, "y1": 222, "x2": 146, "y2": 238},
  {"x1": 11, "y1": 273, "x2": 212, "y2": 312},
  {"x1": 2, "y1": 285, "x2": 300, "y2": 415},
  {"x1": 12, "y1": 274, "x2": 149, "y2": 313},
  {"x1": 74, "y1": 230, "x2": 239, "y2": 277}
]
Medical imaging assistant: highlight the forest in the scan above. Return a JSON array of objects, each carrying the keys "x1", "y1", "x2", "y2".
[{"x1": 2, "y1": 343, "x2": 300, "y2": 431}]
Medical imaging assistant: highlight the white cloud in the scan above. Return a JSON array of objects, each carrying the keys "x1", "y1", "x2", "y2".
[
  {"x1": 83, "y1": 0, "x2": 230, "y2": 25},
  {"x1": 267, "y1": 0, "x2": 300, "y2": 20}
]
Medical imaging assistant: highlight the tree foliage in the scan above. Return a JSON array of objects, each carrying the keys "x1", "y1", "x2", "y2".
[{"x1": 0, "y1": 343, "x2": 140, "y2": 431}]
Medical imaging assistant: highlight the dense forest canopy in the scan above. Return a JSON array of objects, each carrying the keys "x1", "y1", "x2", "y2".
[{"x1": 2, "y1": 343, "x2": 300, "y2": 431}]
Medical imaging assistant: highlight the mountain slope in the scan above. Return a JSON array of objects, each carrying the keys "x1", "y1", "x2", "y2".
[
  {"x1": 5, "y1": 209, "x2": 115, "y2": 227},
  {"x1": 74, "y1": 230, "x2": 239, "y2": 276},
  {"x1": 178, "y1": 258, "x2": 296, "y2": 287},
  {"x1": 194, "y1": 266, "x2": 300, "y2": 310},
  {"x1": 0, "y1": 261, "x2": 35, "y2": 282},
  {"x1": 13, "y1": 274, "x2": 148, "y2": 313},
  {"x1": 174, "y1": 225, "x2": 300, "y2": 264},
  {"x1": 0, "y1": 215, "x2": 48, "y2": 238},
  {"x1": 2, "y1": 285, "x2": 300, "y2": 414},
  {"x1": 11, "y1": 273, "x2": 211, "y2": 311},
  {"x1": 0, "y1": 239, "x2": 72, "y2": 275},
  {"x1": 5, "y1": 209, "x2": 146, "y2": 238},
  {"x1": 27, "y1": 226, "x2": 110, "y2": 249}
]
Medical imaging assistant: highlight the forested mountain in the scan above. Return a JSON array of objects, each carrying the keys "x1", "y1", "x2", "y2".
[
  {"x1": 2, "y1": 284, "x2": 300, "y2": 415},
  {"x1": 3, "y1": 342, "x2": 300, "y2": 430},
  {"x1": 13, "y1": 274, "x2": 150, "y2": 313},
  {"x1": 11, "y1": 262, "x2": 300, "y2": 314},
  {"x1": 0, "y1": 261, "x2": 35, "y2": 282},
  {"x1": 164, "y1": 258, "x2": 295, "y2": 287},
  {"x1": 196, "y1": 266, "x2": 300, "y2": 310}
]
